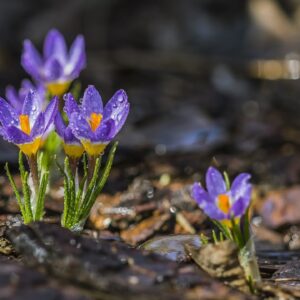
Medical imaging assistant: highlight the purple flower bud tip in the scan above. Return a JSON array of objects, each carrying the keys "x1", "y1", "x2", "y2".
[
  {"x1": 21, "y1": 28, "x2": 86, "y2": 95},
  {"x1": 5, "y1": 79, "x2": 46, "y2": 113}
]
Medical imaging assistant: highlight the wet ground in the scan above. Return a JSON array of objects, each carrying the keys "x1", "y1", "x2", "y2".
[
  {"x1": 1, "y1": 1, "x2": 300, "y2": 299},
  {"x1": 2, "y1": 52, "x2": 300, "y2": 299}
]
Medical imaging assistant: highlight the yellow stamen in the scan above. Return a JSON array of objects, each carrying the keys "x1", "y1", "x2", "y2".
[
  {"x1": 46, "y1": 81, "x2": 71, "y2": 97},
  {"x1": 217, "y1": 194, "x2": 231, "y2": 214},
  {"x1": 63, "y1": 143, "x2": 85, "y2": 158},
  {"x1": 19, "y1": 114, "x2": 30, "y2": 135},
  {"x1": 82, "y1": 140, "x2": 107, "y2": 156},
  {"x1": 18, "y1": 137, "x2": 42, "y2": 156},
  {"x1": 89, "y1": 113, "x2": 103, "y2": 132}
]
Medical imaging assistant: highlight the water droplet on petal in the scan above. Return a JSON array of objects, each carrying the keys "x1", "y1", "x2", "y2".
[{"x1": 117, "y1": 95, "x2": 124, "y2": 103}]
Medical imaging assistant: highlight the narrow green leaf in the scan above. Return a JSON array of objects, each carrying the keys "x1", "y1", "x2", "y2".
[
  {"x1": 78, "y1": 157, "x2": 102, "y2": 217},
  {"x1": 65, "y1": 157, "x2": 76, "y2": 226},
  {"x1": 230, "y1": 218, "x2": 243, "y2": 249},
  {"x1": 223, "y1": 171, "x2": 230, "y2": 191},
  {"x1": 19, "y1": 152, "x2": 33, "y2": 222},
  {"x1": 243, "y1": 207, "x2": 251, "y2": 244},
  {"x1": 82, "y1": 153, "x2": 88, "y2": 178},
  {"x1": 220, "y1": 231, "x2": 224, "y2": 242},
  {"x1": 22, "y1": 171, "x2": 33, "y2": 221},
  {"x1": 18, "y1": 152, "x2": 26, "y2": 177},
  {"x1": 212, "y1": 220, "x2": 232, "y2": 240},
  {"x1": 73, "y1": 173, "x2": 87, "y2": 223},
  {"x1": 79, "y1": 142, "x2": 118, "y2": 222},
  {"x1": 212, "y1": 229, "x2": 218, "y2": 244},
  {"x1": 94, "y1": 142, "x2": 118, "y2": 195},
  {"x1": 35, "y1": 171, "x2": 49, "y2": 220},
  {"x1": 61, "y1": 157, "x2": 71, "y2": 227},
  {"x1": 5, "y1": 163, "x2": 26, "y2": 221}
]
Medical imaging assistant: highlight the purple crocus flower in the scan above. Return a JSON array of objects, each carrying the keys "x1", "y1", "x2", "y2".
[
  {"x1": 68, "y1": 85, "x2": 130, "y2": 156},
  {"x1": 5, "y1": 79, "x2": 46, "y2": 113},
  {"x1": 0, "y1": 90, "x2": 58, "y2": 156},
  {"x1": 191, "y1": 167, "x2": 252, "y2": 221},
  {"x1": 21, "y1": 28, "x2": 86, "y2": 96},
  {"x1": 55, "y1": 93, "x2": 84, "y2": 158}
]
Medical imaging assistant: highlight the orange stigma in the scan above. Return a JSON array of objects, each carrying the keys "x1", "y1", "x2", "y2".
[
  {"x1": 217, "y1": 194, "x2": 231, "y2": 214},
  {"x1": 89, "y1": 112, "x2": 102, "y2": 132},
  {"x1": 19, "y1": 114, "x2": 30, "y2": 135}
]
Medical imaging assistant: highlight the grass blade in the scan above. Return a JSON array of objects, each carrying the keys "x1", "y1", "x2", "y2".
[{"x1": 5, "y1": 163, "x2": 27, "y2": 221}]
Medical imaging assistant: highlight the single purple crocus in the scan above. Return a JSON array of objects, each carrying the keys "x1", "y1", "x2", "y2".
[
  {"x1": 21, "y1": 28, "x2": 86, "y2": 96},
  {"x1": 68, "y1": 85, "x2": 130, "y2": 156},
  {"x1": 191, "y1": 167, "x2": 252, "y2": 221},
  {"x1": 0, "y1": 90, "x2": 58, "y2": 156},
  {"x1": 5, "y1": 79, "x2": 46, "y2": 113},
  {"x1": 55, "y1": 93, "x2": 84, "y2": 158}
]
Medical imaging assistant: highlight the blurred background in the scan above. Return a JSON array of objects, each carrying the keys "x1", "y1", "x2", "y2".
[{"x1": 2, "y1": 0, "x2": 300, "y2": 186}]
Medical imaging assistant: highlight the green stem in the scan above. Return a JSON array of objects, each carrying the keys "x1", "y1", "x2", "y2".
[
  {"x1": 69, "y1": 156, "x2": 78, "y2": 178},
  {"x1": 27, "y1": 154, "x2": 39, "y2": 195},
  {"x1": 87, "y1": 155, "x2": 96, "y2": 183}
]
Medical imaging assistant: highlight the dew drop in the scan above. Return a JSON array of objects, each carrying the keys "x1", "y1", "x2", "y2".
[{"x1": 117, "y1": 95, "x2": 124, "y2": 103}]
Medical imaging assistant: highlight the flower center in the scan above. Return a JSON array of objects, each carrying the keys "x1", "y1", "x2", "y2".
[
  {"x1": 19, "y1": 114, "x2": 30, "y2": 135},
  {"x1": 89, "y1": 112, "x2": 102, "y2": 132},
  {"x1": 217, "y1": 194, "x2": 231, "y2": 214}
]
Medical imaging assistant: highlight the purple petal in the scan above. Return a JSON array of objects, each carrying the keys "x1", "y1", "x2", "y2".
[
  {"x1": 205, "y1": 167, "x2": 226, "y2": 199},
  {"x1": 0, "y1": 126, "x2": 7, "y2": 140},
  {"x1": 43, "y1": 96, "x2": 58, "y2": 134},
  {"x1": 54, "y1": 113, "x2": 66, "y2": 138},
  {"x1": 231, "y1": 173, "x2": 252, "y2": 202},
  {"x1": 20, "y1": 79, "x2": 35, "y2": 90},
  {"x1": 43, "y1": 29, "x2": 67, "y2": 63},
  {"x1": 63, "y1": 93, "x2": 80, "y2": 117},
  {"x1": 5, "y1": 126, "x2": 31, "y2": 144},
  {"x1": 0, "y1": 98, "x2": 18, "y2": 127},
  {"x1": 22, "y1": 80, "x2": 46, "y2": 109},
  {"x1": 69, "y1": 112, "x2": 93, "y2": 140},
  {"x1": 80, "y1": 85, "x2": 103, "y2": 117},
  {"x1": 22, "y1": 90, "x2": 41, "y2": 122},
  {"x1": 202, "y1": 202, "x2": 227, "y2": 220},
  {"x1": 64, "y1": 126, "x2": 81, "y2": 144},
  {"x1": 103, "y1": 89, "x2": 130, "y2": 134},
  {"x1": 230, "y1": 195, "x2": 251, "y2": 218},
  {"x1": 230, "y1": 174, "x2": 252, "y2": 217},
  {"x1": 94, "y1": 119, "x2": 115, "y2": 142},
  {"x1": 66, "y1": 35, "x2": 86, "y2": 78},
  {"x1": 191, "y1": 183, "x2": 212, "y2": 206},
  {"x1": 30, "y1": 113, "x2": 45, "y2": 138},
  {"x1": 11, "y1": 80, "x2": 46, "y2": 112},
  {"x1": 5, "y1": 86, "x2": 22, "y2": 112},
  {"x1": 21, "y1": 40, "x2": 43, "y2": 81},
  {"x1": 44, "y1": 58, "x2": 63, "y2": 82},
  {"x1": 192, "y1": 182, "x2": 226, "y2": 220}
]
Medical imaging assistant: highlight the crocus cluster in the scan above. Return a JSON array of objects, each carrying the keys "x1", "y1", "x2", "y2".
[
  {"x1": 0, "y1": 28, "x2": 129, "y2": 228},
  {"x1": 55, "y1": 85, "x2": 129, "y2": 159}
]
